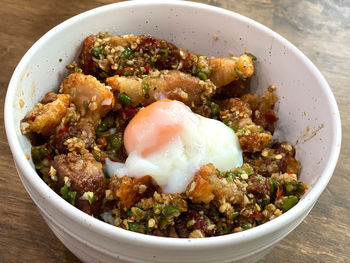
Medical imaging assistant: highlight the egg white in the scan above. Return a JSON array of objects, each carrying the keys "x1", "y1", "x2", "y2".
[{"x1": 105, "y1": 108, "x2": 243, "y2": 193}]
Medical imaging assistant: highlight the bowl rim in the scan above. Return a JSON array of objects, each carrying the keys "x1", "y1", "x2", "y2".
[{"x1": 4, "y1": 0, "x2": 341, "y2": 250}]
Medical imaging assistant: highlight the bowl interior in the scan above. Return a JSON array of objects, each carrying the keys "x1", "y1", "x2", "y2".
[{"x1": 6, "y1": 1, "x2": 341, "y2": 252}]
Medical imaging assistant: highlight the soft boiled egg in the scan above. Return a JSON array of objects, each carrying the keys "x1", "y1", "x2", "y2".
[{"x1": 105, "y1": 99, "x2": 243, "y2": 193}]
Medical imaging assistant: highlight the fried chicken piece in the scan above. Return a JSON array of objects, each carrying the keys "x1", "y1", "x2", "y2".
[
  {"x1": 209, "y1": 54, "x2": 254, "y2": 88},
  {"x1": 186, "y1": 164, "x2": 244, "y2": 204},
  {"x1": 220, "y1": 98, "x2": 272, "y2": 152},
  {"x1": 20, "y1": 93, "x2": 71, "y2": 137},
  {"x1": 52, "y1": 152, "x2": 106, "y2": 216},
  {"x1": 109, "y1": 176, "x2": 160, "y2": 211},
  {"x1": 107, "y1": 70, "x2": 216, "y2": 108},
  {"x1": 60, "y1": 73, "x2": 114, "y2": 118}
]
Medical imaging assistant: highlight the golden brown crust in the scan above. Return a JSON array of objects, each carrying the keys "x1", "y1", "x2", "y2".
[{"x1": 21, "y1": 93, "x2": 71, "y2": 137}]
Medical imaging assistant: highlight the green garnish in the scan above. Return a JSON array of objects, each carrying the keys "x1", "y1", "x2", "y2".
[
  {"x1": 91, "y1": 46, "x2": 104, "y2": 58},
  {"x1": 285, "y1": 183, "x2": 294, "y2": 193},
  {"x1": 123, "y1": 70, "x2": 133, "y2": 76},
  {"x1": 142, "y1": 81, "x2": 151, "y2": 94},
  {"x1": 195, "y1": 68, "x2": 209, "y2": 81},
  {"x1": 232, "y1": 211, "x2": 240, "y2": 218},
  {"x1": 121, "y1": 46, "x2": 133, "y2": 59},
  {"x1": 160, "y1": 48, "x2": 171, "y2": 58},
  {"x1": 281, "y1": 196, "x2": 298, "y2": 211},
  {"x1": 234, "y1": 67, "x2": 244, "y2": 79},
  {"x1": 162, "y1": 205, "x2": 180, "y2": 217},
  {"x1": 242, "y1": 223, "x2": 252, "y2": 230},
  {"x1": 245, "y1": 52, "x2": 257, "y2": 61},
  {"x1": 153, "y1": 204, "x2": 163, "y2": 214},
  {"x1": 118, "y1": 93, "x2": 131, "y2": 105},
  {"x1": 258, "y1": 125, "x2": 265, "y2": 132},
  {"x1": 231, "y1": 125, "x2": 240, "y2": 132},
  {"x1": 234, "y1": 167, "x2": 254, "y2": 176},
  {"x1": 60, "y1": 186, "x2": 77, "y2": 205},
  {"x1": 128, "y1": 222, "x2": 141, "y2": 233},
  {"x1": 108, "y1": 134, "x2": 123, "y2": 150},
  {"x1": 225, "y1": 172, "x2": 234, "y2": 182}
]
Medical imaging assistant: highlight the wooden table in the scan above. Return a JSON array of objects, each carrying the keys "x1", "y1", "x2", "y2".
[{"x1": 1, "y1": 0, "x2": 349, "y2": 262}]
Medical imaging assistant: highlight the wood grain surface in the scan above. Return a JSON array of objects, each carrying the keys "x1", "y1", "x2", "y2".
[{"x1": 0, "y1": 0, "x2": 349, "y2": 262}]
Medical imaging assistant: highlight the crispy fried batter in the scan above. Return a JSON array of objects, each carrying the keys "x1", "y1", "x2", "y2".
[
  {"x1": 61, "y1": 73, "x2": 114, "y2": 118},
  {"x1": 209, "y1": 54, "x2": 254, "y2": 88},
  {"x1": 21, "y1": 93, "x2": 71, "y2": 136},
  {"x1": 107, "y1": 70, "x2": 216, "y2": 108},
  {"x1": 109, "y1": 175, "x2": 160, "y2": 210}
]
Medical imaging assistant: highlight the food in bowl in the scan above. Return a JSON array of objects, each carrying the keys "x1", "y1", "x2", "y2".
[{"x1": 20, "y1": 32, "x2": 308, "y2": 238}]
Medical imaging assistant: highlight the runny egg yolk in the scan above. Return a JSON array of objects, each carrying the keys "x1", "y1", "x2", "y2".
[
  {"x1": 105, "y1": 99, "x2": 243, "y2": 193},
  {"x1": 124, "y1": 99, "x2": 184, "y2": 157}
]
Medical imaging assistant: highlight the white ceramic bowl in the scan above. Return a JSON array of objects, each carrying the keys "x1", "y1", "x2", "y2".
[{"x1": 5, "y1": 1, "x2": 341, "y2": 263}]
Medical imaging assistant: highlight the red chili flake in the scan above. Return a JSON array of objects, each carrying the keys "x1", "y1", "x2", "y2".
[
  {"x1": 58, "y1": 124, "x2": 70, "y2": 134},
  {"x1": 187, "y1": 52, "x2": 191, "y2": 56},
  {"x1": 144, "y1": 64, "x2": 151, "y2": 74},
  {"x1": 121, "y1": 106, "x2": 138, "y2": 120},
  {"x1": 276, "y1": 185, "x2": 283, "y2": 198},
  {"x1": 45, "y1": 154, "x2": 52, "y2": 160},
  {"x1": 250, "y1": 213, "x2": 264, "y2": 218},
  {"x1": 286, "y1": 170, "x2": 293, "y2": 174}
]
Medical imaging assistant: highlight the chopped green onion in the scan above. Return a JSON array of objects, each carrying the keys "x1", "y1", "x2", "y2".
[
  {"x1": 121, "y1": 46, "x2": 133, "y2": 59},
  {"x1": 128, "y1": 222, "x2": 141, "y2": 233},
  {"x1": 285, "y1": 183, "x2": 294, "y2": 193},
  {"x1": 118, "y1": 93, "x2": 131, "y2": 105},
  {"x1": 197, "y1": 72, "x2": 207, "y2": 81},
  {"x1": 242, "y1": 223, "x2": 252, "y2": 230},
  {"x1": 245, "y1": 52, "x2": 257, "y2": 61},
  {"x1": 132, "y1": 207, "x2": 145, "y2": 217},
  {"x1": 258, "y1": 125, "x2": 265, "y2": 132},
  {"x1": 91, "y1": 46, "x2": 104, "y2": 58},
  {"x1": 153, "y1": 204, "x2": 163, "y2": 214},
  {"x1": 187, "y1": 219, "x2": 196, "y2": 227},
  {"x1": 108, "y1": 134, "x2": 123, "y2": 150},
  {"x1": 231, "y1": 125, "x2": 240, "y2": 132},
  {"x1": 60, "y1": 186, "x2": 77, "y2": 205},
  {"x1": 232, "y1": 211, "x2": 240, "y2": 218},
  {"x1": 123, "y1": 71, "x2": 133, "y2": 76},
  {"x1": 126, "y1": 210, "x2": 132, "y2": 217},
  {"x1": 281, "y1": 196, "x2": 298, "y2": 211},
  {"x1": 162, "y1": 205, "x2": 180, "y2": 217},
  {"x1": 216, "y1": 169, "x2": 224, "y2": 178},
  {"x1": 160, "y1": 48, "x2": 171, "y2": 58},
  {"x1": 225, "y1": 172, "x2": 234, "y2": 182},
  {"x1": 234, "y1": 67, "x2": 244, "y2": 79},
  {"x1": 142, "y1": 81, "x2": 151, "y2": 94}
]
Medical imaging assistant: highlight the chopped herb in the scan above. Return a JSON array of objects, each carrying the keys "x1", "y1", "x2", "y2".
[
  {"x1": 153, "y1": 204, "x2": 163, "y2": 214},
  {"x1": 121, "y1": 46, "x2": 133, "y2": 59},
  {"x1": 160, "y1": 48, "x2": 171, "y2": 58},
  {"x1": 241, "y1": 223, "x2": 252, "y2": 230},
  {"x1": 258, "y1": 125, "x2": 265, "y2": 132},
  {"x1": 83, "y1": 100, "x2": 89, "y2": 109},
  {"x1": 162, "y1": 205, "x2": 180, "y2": 217},
  {"x1": 285, "y1": 183, "x2": 294, "y2": 193},
  {"x1": 195, "y1": 68, "x2": 209, "y2": 81},
  {"x1": 234, "y1": 67, "x2": 244, "y2": 79},
  {"x1": 118, "y1": 93, "x2": 131, "y2": 105},
  {"x1": 232, "y1": 211, "x2": 240, "y2": 218},
  {"x1": 132, "y1": 207, "x2": 145, "y2": 218},
  {"x1": 91, "y1": 46, "x2": 104, "y2": 58},
  {"x1": 108, "y1": 133, "x2": 123, "y2": 150},
  {"x1": 128, "y1": 222, "x2": 141, "y2": 233},
  {"x1": 123, "y1": 70, "x2": 133, "y2": 76},
  {"x1": 187, "y1": 219, "x2": 196, "y2": 227},
  {"x1": 209, "y1": 102, "x2": 219, "y2": 117},
  {"x1": 282, "y1": 196, "x2": 298, "y2": 211},
  {"x1": 80, "y1": 191, "x2": 97, "y2": 205},
  {"x1": 234, "y1": 167, "x2": 254, "y2": 176},
  {"x1": 216, "y1": 169, "x2": 224, "y2": 178},
  {"x1": 225, "y1": 172, "x2": 234, "y2": 182},
  {"x1": 245, "y1": 52, "x2": 257, "y2": 61},
  {"x1": 60, "y1": 186, "x2": 77, "y2": 205},
  {"x1": 126, "y1": 210, "x2": 132, "y2": 217},
  {"x1": 231, "y1": 125, "x2": 240, "y2": 132},
  {"x1": 142, "y1": 81, "x2": 151, "y2": 94}
]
